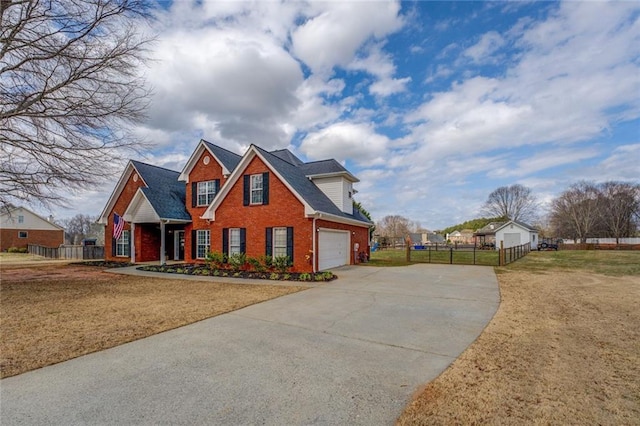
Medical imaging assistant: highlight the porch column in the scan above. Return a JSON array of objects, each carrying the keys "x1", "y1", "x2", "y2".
[
  {"x1": 130, "y1": 223, "x2": 136, "y2": 263},
  {"x1": 160, "y1": 220, "x2": 166, "y2": 265}
]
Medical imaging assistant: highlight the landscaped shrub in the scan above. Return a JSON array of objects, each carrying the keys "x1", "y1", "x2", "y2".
[
  {"x1": 247, "y1": 256, "x2": 265, "y2": 272},
  {"x1": 260, "y1": 255, "x2": 273, "y2": 270},
  {"x1": 273, "y1": 255, "x2": 291, "y2": 273},
  {"x1": 205, "y1": 251, "x2": 225, "y2": 269},
  {"x1": 7, "y1": 247, "x2": 28, "y2": 253},
  {"x1": 227, "y1": 252, "x2": 246, "y2": 270}
]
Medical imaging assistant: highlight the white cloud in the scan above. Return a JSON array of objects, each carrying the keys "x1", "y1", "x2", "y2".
[
  {"x1": 291, "y1": 1, "x2": 403, "y2": 75},
  {"x1": 462, "y1": 31, "x2": 505, "y2": 63},
  {"x1": 299, "y1": 122, "x2": 390, "y2": 166}
]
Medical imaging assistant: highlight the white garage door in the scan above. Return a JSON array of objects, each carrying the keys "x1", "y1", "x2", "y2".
[
  {"x1": 318, "y1": 230, "x2": 350, "y2": 271},
  {"x1": 503, "y1": 233, "x2": 521, "y2": 248}
]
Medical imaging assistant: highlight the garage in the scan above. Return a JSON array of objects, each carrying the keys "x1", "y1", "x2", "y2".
[
  {"x1": 503, "y1": 232, "x2": 521, "y2": 248},
  {"x1": 318, "y1": 229, "x2": 350, "y2": 271}
]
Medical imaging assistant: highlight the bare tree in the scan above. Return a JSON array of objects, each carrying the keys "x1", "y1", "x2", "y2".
[
  {"x1": 376, "y1": 215, "x2": 413, "y2": 239},
  {"x1": 1, "y1": 0, "x2": 153, "y2": 207},
  {"x1": 59, "y1": 213, "x2": 103, "y2": 244},
  {"x1": 597, "y1": 181, "x2": 640, "y2": 243},
  {"x1": 482, "y1": 184, "x2": 538, "y2": 223},
  {"x1": 550, "y1": 181, "x2": 601, "y2": 243}
]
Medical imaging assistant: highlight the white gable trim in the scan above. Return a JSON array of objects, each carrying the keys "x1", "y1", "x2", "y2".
[
  {"x1": 123, "y1": 189, "x2": 160, "y2": 223},
  {"x1": 494, "y1": 220, "x2": 535, "y2": 233},
  {"x1": 306, "y1": 171, "x2": 359, "y2": 183},
  {"x1": 309, "y1": 211, "x2": 372, "y2": 228},
  {"x1": 202, "y1": 145, "x2": 312, "y2": 220},
  {"x1": 178, "y1": 140, "x2": 232, "y2": 182},
  {"x1": 97, "y1": 161, "x2": 148, "y2": 224}
]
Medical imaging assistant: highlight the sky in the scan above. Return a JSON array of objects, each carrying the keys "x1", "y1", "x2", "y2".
[{"x1": 52, "y1": 0, "x2": 639, "y2": 230}]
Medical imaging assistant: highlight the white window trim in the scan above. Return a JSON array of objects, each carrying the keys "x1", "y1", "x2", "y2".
[
  {"x1": 273, "y1": 227, "x2": 287, "y2": 258},
  {"x1": 197, "y1": 181, "x2": 216, "y2": 206},
  {"x1": 18, "y1": 231, "x2": 28, "y2": 238},
  {"x1": 196, "y1": 230, "x2": 210, "y2": 259},
  {"x1": 18, "y1": 215, "x2": 24, "y2": 224},
  {"x1": 116, "y1": 230, "x2": 130, "y2": 257},
  {"x1": 229, "y1": 228, "x2": 241, "y2": 255},
  {"x1": 250, "y1": 174, "x2": 263, "y2": 205}
]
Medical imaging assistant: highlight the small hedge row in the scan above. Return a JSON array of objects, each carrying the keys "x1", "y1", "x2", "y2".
[{"x1": 137, "y1": 264, "x2": 336, "y2": 282}]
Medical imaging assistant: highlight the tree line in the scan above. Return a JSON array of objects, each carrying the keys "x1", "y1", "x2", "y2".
[{"x1": 373, "y1": 181, "x2": 639, "y2": 243}]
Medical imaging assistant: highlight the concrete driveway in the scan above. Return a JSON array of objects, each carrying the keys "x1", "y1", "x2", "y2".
[{"x1": 1, "y1": 264, "x2": 499, "y2": 425}]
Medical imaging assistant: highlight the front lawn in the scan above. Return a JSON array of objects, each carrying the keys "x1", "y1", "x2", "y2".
[
  {"x1": 397, "y1": 250, "x2": 640, "y2": 424},
  {"x1": 0, "y1": 264, "x2": 307, "y2": 378}
]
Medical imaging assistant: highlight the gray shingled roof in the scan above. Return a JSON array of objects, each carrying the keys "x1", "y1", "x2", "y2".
[
  {"x1": 300, "y1": 159, "x2": 351, "y2": 176},
  {"x1": 131, "y1": 161, "x2": 191, "y2": 221},
  {"x1": 270, "y1": 149, "x2": 304, "y2": 166},
  {"x1": 203, "y1": 140, "x2": 242, "y2": 172},
  {"x1": 254, "y1": 146, "x2": 372, "y2": 225}
]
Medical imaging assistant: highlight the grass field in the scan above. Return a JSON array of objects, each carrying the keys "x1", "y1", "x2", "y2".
[
  {"x1": 0, "y1": 264, "x2": 307, "y2": 378},
  {"x1": 397, "y1": 250, "x2": 640, "y2": 425},
  {"x1": 370, "y1": 247, "x2": 499, "y2": 266}
]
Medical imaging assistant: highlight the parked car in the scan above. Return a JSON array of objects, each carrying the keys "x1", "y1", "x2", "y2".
[{"x1": 538, "y1": 242, "x2": 558, "y2": 251}]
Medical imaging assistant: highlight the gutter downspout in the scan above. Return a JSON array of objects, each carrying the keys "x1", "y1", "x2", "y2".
[{"x1": 312, "y1": 214, "x2": 318, "y2": 273}]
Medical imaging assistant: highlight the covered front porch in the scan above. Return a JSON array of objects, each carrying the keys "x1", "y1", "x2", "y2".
[
  {"x1": 123, "y1": 187, "x2": 192, "y2": 265},
  {"x1": 129, "y1": 222, "x2": 190, "y2": 264}
]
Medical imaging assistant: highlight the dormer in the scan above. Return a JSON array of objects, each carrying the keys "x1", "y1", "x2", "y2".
[{"x1": 307, "y1": 171, "x2": 359, "y2": 214}]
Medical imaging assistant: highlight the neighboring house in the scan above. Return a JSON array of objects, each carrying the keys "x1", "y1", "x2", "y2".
[
  {"x1": 494, "y1": 220, "x2": 538, "y2": 250},
  {"x1": 0, "y1": 206, "x2": 64, "y2": 251},
  {"x1": 98, "y1": 140, "x2": 373, "y2": 272},
  {"x1": 474, "y1": 222, "x2": 505, "y2": 247}
]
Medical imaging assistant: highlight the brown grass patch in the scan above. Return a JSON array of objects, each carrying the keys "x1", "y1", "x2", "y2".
[
  {"x1": 397, "y1": 269, "x2": 640, "y2": 425},
  {"x1": 0, "y1": 264, "x2": 306, "y2": 378}
]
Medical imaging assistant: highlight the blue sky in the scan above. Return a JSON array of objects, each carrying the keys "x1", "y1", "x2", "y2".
[{"x1": 56, "y1": 0, "x2": 639, "y2": 230}]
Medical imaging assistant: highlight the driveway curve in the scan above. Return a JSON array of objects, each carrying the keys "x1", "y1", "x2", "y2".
[{"x1": 1, "y1": 264, "x2": 499, "y2": 425}]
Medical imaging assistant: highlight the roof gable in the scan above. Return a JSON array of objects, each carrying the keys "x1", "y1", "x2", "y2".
[
  {"x1": 178, "y1": 140, "x2": 242, "y2": 182},
  {"x1": 0, "y1": 206, "x2": 64, "y2": 230},
  {"x1": 495, "y1": 220, "x2": 537, "y2": 233},
  {"x1": 203, "y1": 144, "x2": 372, "y2": 227},
  {"x1": 99, "y1": 160, "x2": 189, "y2": 224}
]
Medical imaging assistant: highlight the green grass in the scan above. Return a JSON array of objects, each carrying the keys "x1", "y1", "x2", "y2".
[
  {"x1": 369, "y1": 248, "x2": 499, "y2": 267},
  {"x1": 499, "y1": 250, "x2": 640, "y2": 276}
]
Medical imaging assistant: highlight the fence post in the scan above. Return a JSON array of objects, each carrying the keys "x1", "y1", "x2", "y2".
[
  {"x1": 405, "y1": 235, "x2": 411, "y2": 263},
  {"x1": 473, "y1": 245, "x2": 476, "y2": 265},
  {"x1": 499, "y1": 241, "x2": 504, "y2": 266},
  {"x1": 450, "y1": 247, "x2": 453, "y2": 264},
  {"x1": 428, "y1": 246, "x2": 431, "y2": 263}
]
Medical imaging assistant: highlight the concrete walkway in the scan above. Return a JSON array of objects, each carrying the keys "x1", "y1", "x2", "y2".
[{"x1": 0, "y1": 264, "x2": 499, "y2": 425}]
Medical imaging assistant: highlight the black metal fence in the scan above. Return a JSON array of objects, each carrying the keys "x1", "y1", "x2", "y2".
[
  {"x1": 28, "y1": 244, "x2": 105, "y2": 260},
  {"x1": 408, "y1": 245, "x2": 500, "y2": 266}
]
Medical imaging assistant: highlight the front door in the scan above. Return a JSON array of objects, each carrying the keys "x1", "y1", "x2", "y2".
[{"x1": 174, "y1": 231, "x2": 185, "y2": 260}]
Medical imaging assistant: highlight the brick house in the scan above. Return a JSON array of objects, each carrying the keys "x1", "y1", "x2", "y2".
[
  {"x1": 98, "y1": 140, "x2": 372, "y2": 272},
  {"x1": 0, "y1": 206, "x2": 64, "y2": 251}
]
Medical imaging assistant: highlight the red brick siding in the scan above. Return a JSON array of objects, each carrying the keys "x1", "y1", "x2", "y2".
[
  {"x1": 1, "y1": 229, "x2": 64, "y2": 251},
  {"x1": 104, "y1": 169, "x2": 146, "y2": 261},
  {"x1": 212, "y1": 156, "x2": 314, "y2": 271},
  {"x1": 184, "y1": 150, "x2": 228, "y2": 263},
  {"x1": 314, "y1": 219, "x2": 370, "y2": 268}
]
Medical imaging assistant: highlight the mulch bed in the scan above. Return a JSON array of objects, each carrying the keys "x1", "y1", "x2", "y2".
[{"x1": 136, "y1": 263, "x2": 336, "y2": 282}]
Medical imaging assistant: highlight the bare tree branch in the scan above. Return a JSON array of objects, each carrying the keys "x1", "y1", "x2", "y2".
[
  {"x1": 482, "y1": 184, "x2": 538, "y2": 223},
  {"x1": 0, "y1": 0, "x2": 154, "y2": 208}
]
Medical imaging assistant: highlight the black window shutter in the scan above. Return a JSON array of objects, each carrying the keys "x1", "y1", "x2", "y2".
[
  {"x1": 191, "y1": 230, "x2": 197, "y2": 259},
  {"x1": 243, "y1": 175, "x2": 250, "y2": 206},
  {"x1": 240, "y1": 228, "x2": 246, "y2": 254},
  {"x1": 262, "y1": 172, "x2": 269, "y2": 205},
  {"x1": 191, "y1": 182, "x2": 197, "y2": 207},
  {"x1": 111, "y1": 238, "x2": 116, "y2": 257},
  {"x1": 222, "y1": 228, "x2": 229, "y2": 258},
  {"x1": 286, "y1": 227, "x2": 294, "y2": 263},
  {"x1": 265, "y1": 227, "x2": 273, "y2": 257},
  {"x1": 214, "y1": 179, "x2": 220, "y2": 195}
]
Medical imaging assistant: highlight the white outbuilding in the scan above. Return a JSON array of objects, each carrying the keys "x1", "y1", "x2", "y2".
[{"x1": 494, "y1": 220, "x2": 538, "y2": 250}]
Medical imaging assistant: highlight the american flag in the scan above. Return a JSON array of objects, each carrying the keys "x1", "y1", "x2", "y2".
[{"x1": 113, "y1": 213, "x2": 125, "y2": 240}]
